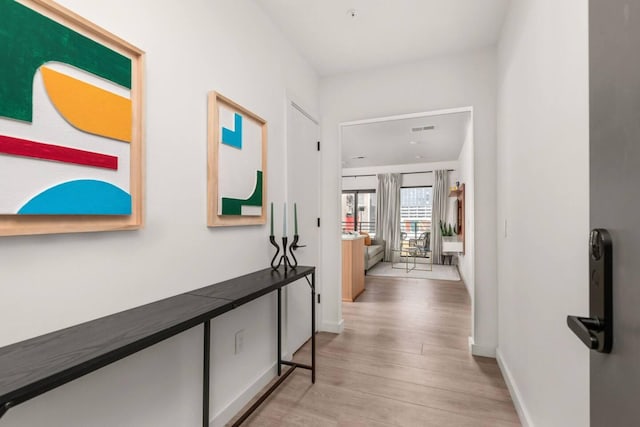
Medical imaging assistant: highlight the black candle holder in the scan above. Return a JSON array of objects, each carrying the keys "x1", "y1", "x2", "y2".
[{"x1": 270, "y1": 234, "x2": 304, "y2": 271}]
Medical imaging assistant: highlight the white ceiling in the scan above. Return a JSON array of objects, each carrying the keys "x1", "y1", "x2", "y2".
[
  {"x1": 341, "y1": 112, "x2": 470, "y2": 168},
  {"x1": 256, "y1": 0, "x2": 511, "y2": 76}
]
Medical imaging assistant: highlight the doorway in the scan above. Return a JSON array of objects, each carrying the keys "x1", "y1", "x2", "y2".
[{"x1": 338, "y1": 107, "x2": 476, "y2": 347}]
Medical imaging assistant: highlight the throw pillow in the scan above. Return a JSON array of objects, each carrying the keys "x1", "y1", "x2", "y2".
[{"x1": 360, "y1": 231, "x2": 372, "y2": 246}]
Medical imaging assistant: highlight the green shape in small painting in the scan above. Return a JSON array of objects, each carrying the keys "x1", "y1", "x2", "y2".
[
  {"x1": 0, "y1": 0, "x2": 132, "y2": 123},
  {"x1": 221, "y1": 171, "x2": 263, "y2": 215}
]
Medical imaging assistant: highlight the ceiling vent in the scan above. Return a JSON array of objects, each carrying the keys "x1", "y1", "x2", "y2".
[{"x1": 411, "y1": 125, "x2": 435, "y2": 132}]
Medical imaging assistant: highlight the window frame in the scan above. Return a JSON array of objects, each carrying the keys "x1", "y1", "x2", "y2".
[
  {"x1": 341, "y1": 189, "x2": 376, "y2": 233},
  {"x1": 399, "y1": 185, "x2": 433, "y2": 242}
]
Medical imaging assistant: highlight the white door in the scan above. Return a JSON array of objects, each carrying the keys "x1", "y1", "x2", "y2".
[{"x1": 286, "y1": 101, "x2": 320, "y2": 356}]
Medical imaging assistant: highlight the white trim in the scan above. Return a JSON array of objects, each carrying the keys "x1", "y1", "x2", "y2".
[
  {"x1": 337, "y1": 106, "x2": 477, "y2": 350},
  {"x1": 468, "y1": 335, "x2": 496, "y2": 358},
  {"x1": 467, "y1": 111, "x2": 477, "y2": 354},
  {"x1": 210, "y1": 362, "x2": 277, "y2": 427},
  {"x1": 458, "y1": 265, "x2": 472, "y2": 299},
  {"x1": 285, "y1": 94, "x2": 323, "y2": 336},
  {"x1": 321, "y1": 319, "x2": 344, "y2": 334},
  {"x1": 291, "y1": 101, "x2": 319, "y2": 125},
  {"x1": 496, "y1": 348, "x2": 534, "y2": 427}
]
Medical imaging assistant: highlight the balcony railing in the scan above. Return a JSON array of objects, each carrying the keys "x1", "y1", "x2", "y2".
[
  {"x1": 342, "y1": 220, "x2": 375, "y2": 234},
  {"x1": 341, "y1": 219, "x2": 432, "y2": 243}
]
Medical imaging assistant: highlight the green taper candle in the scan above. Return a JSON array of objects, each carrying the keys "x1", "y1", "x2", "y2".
[
  {"x1": 294, "y1": 203, "x2": 298, "y2": 235},
  {"x1": 270, "y1": 202, "x2": 274, "y2": 235}
]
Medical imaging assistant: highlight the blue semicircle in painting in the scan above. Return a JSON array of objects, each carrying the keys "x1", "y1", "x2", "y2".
[{"x1": 18, "y1": 179, "x2": 131, "y2": 215}]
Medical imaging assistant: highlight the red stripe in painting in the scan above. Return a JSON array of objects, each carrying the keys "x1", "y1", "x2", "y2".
[{"x1": 0, "y1": 135, "x2": 117, "y2": 170}]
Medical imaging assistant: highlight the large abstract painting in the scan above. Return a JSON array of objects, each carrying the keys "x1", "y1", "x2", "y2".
[
  {"x1": 0, "y1": 0, "x2": 144, "y2": 236},
  {"x1": 208, "y1": 92, "x2": 267, "y2": 227}
]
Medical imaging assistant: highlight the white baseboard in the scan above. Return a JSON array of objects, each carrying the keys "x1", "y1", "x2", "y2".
[
  {"x1": 210, "y1": 362, "x2": 276, "y2": 427},
  {"x1": 320, "y1": 318, "x2": 344, "y2": 334},
  {"x1": 496, "y1": 348, "x2": 534, "y2": 427},
  {"x1": 468, "y1": 336, "x2": 496, "y2": 357},
  {"x1": 458, "y1": 268, "x2": 472, "y2": 299}
]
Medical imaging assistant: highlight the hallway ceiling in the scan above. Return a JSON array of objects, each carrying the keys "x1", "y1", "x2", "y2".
[
  {"x1": 341, "y1": 112, "x2": 470, "y2": 168},
  {"x1": 256, "y1": 0, "x2": 510, "y2": 76}
]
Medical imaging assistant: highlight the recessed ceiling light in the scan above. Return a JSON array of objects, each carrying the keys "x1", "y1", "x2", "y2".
[
  {"x1": 411, "y1": 125, "x2": 435, "y2": 132},
  {"x1": 409, "y1": 141, "x2": 418, "y2": 145},
  {"x1": 415, "y1": 155, "x2": 423, "y2": 159},
  {"x1": 347, "y1": 9, "x2": 358, "y2": 18}
]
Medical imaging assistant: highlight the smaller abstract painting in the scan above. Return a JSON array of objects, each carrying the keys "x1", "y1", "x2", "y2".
[{"x1": 208, "y1": 92, "x2": 267, "y2": 227}]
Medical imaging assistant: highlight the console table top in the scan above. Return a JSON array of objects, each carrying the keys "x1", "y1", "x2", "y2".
[{"x1": 0, "y1": 266, "x2": 315, "y2": 413}]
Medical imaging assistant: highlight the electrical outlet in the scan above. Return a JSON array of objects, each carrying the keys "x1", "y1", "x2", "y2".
[{"x1": 235, "y1": 330, "x2": 244, "y2": 355}]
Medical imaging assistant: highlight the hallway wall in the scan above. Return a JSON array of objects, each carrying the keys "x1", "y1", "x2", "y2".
[{"x1": 496, "y1": 1, "x2": 589, "y2": 426}]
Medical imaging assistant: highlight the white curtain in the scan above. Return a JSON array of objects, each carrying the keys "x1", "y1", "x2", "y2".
[
  {"x1": 431, "y1": 170, "x2": 448, "y2": 264},
  {"x1": 375, "y1": 173, "x2": 401, "y2": 261}
]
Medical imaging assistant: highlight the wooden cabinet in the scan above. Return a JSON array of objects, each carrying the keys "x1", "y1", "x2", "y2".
[{"x1": 342, "y1": 236, "x2": 365, "y2": 302}]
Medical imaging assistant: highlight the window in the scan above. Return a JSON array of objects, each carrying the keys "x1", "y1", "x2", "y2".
[
  {"x1": 341, "y1": 190, "x2": 376, "y2": 234},
  {"x1": 400, "y1": 187, "x2": 432, "y2": 243}
]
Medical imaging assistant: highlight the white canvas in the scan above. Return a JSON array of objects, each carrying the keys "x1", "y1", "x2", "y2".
[
  {"x1": 217, "y1": 104, "x2": 262, "y2": 216},
  {"x1": 0, "y1": 64, "x2": 131, "y2": 214}
]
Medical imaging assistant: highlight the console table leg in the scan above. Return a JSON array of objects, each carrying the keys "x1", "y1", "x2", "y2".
[
  {"x1": 277, "y1": 287, "x2": 282, "y2": 376},
  {"x1": 203, "y1": 320, "x2": 211, "y2": 427},
  {"x1": 311, "y1": 272, "x2": 316, "y2": 384}
]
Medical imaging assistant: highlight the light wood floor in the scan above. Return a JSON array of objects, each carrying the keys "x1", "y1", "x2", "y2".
[{"x1": 231, "y1": 274, "x2": 520, "y2": 426}]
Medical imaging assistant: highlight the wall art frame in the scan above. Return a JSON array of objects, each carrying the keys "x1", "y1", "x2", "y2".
[
  {"x1": 208, "y1": 91, "x2": 267, "y2": 227},
  {"x1": 0, "y1": 0, "x2": 144, "y2": 236}
]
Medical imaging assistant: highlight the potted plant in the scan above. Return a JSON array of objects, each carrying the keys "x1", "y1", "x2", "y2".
[{"x1": 439, "y1": 220, "x2": 457, "y2": 237}]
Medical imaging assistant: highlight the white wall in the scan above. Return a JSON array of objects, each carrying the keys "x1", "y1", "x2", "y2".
[
  {"x1": 457, "y1": 122, "x2": 474, "y2": 297},
  {"x1": 0, "y1": 1, "x2": 318, "y2": 426},
  {"x1": 342, "y1": 160, "x2": 459, "y2": 191},
  {"x1": 320, "y1": 48, "x2": 497, "y2": 351},
  {"x1": 496, "y1": 1, "x2": 589, "y2": 426}
]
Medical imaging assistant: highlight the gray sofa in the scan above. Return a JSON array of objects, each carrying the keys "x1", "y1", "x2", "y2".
[{"x1": 364, "y1": 238, "x2": 385, "y2": 271}]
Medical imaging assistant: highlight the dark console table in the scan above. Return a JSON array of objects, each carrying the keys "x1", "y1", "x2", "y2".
[{"x1": 0, "y1": 266, "x2": 316, "y2": 426}]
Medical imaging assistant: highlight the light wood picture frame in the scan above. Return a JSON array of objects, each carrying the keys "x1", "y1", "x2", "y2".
[
  {"x1": 208, "y1": 92, "x2": 267, "y2": 227},
  {"x1": 0, "y1": 0, "x2": 144, "y2": 236}
]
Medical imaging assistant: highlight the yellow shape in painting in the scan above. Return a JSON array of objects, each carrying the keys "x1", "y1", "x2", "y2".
[{"x1": 41, "y1": 66, "x2": 132, "y2": 143}]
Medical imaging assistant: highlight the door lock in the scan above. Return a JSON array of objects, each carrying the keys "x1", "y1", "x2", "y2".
[{"x1": 567, "y1": 228, "x2": 613, "y2": 353}]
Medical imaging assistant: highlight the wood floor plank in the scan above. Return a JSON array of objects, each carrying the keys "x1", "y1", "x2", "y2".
[
  {"x1": 294, "y1": 347, "x2": 512, "y2": 402},
  {"x1": 302, "y1": 363, "x2": 519, "y2": 423},
  {"x1": 228, "y1": 272, "x2": 520, "y2": 426},
  {"x1": 241, "y1": 373, "x2": 518, "y2": 427},
  {"x1": 308, "y1": 337, "x2": 504, "y2": 382}
]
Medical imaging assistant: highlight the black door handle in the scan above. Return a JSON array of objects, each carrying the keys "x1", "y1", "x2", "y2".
[
  {"x1": 567, "y1": 229, "x2": 613, "y2": 353},
  {"x1": 566, "y1": 315, "x2": 601, "y2": 350}
]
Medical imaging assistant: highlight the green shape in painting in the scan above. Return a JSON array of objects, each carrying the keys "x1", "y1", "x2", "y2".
[
  {"x1": 221, "y1": 171, "x2": 263, "y2": 215},
  {"x1": 0, "y1": 0, "x2": 132, "y2": 123}
]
